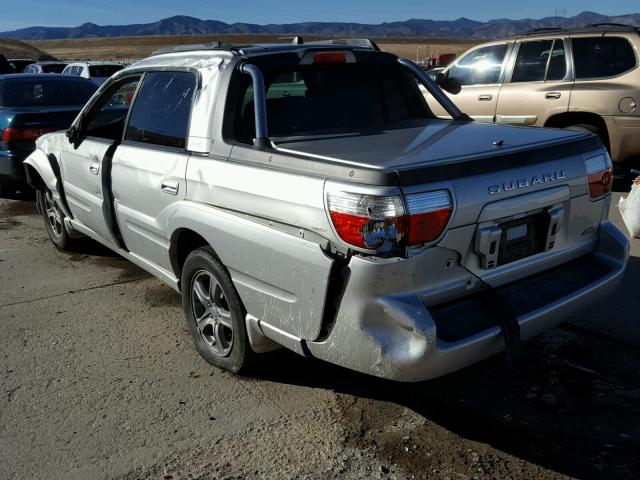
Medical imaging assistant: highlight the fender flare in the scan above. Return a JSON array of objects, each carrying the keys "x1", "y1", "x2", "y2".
[{"x1": 24, "y1": 149, "x2": 57, "y2": 193}]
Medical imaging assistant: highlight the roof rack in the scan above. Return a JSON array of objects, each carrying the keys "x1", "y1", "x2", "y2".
[
  {"x1": 586, "y1": 22, "x2": 636, "y2": 28},
  {"x1": 151, "y1": 38, "x2": 382, "y2": 57},
  {"x1": 151, "y1": 42, "x2": 234, "y2": 56},
  {"x1": 522, "y1": 27, "x2": 567, "y2": 35}
]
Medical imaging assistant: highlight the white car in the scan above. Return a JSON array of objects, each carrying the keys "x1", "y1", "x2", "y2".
[{"x1": 62, "y1": 62, "x2": 123, "y2": 86}]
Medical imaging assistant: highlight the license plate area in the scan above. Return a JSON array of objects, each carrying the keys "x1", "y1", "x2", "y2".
[{"x1": 497, "y1": 213, "x2": 550, "y2": 266}]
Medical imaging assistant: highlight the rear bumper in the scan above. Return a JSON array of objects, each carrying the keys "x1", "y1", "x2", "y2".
[
  {"x1": 605, "y1": 115, "x2": 640, "y2": 164},
  {"x1": 0, "y1": 151, "x2": 28, "y2": 185},
  {"x1": 307, "y1": 221, "x2": 629, "y2": 382}
]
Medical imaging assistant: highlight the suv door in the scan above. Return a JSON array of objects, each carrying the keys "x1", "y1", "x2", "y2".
[
  {"x1": 61, "y1": 75, "x2": 141, "y2": 244},
  {"x1": 110, "y1": 71, "x2": 196, "y2": 272},
  {"x1": 426, "y1": 43, "x2": 511, "y2": 122},
  {"x1": 495, "y1": 38, "x2": 572, "y2": 126}
]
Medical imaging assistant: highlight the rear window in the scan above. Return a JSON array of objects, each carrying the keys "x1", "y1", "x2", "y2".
[
  {"x1": 233, "y1": 61, "x2": 433, "y2": 142},
  {"x1": 89, "y1": 65, "x2": 123, "y2": 78},
  {"x1": 41, "y1": 64, "x2": 67, "y2": 73},
  {"x1": 0, "y1": 79, "x2": 97, "y2": 107},
  {"x1": 572, "y1": 37, "x2": 637, "y2": 79}
]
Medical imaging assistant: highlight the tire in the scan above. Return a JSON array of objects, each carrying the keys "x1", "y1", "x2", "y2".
[
  {"x1": 36, "y1": 188, "x2": 73, "y2": 250},
  {"x1": 565, "y1": 123, "x2": 601, "y2": 137},
  {"x1": 181, "y1": 246, "x2": 257, "y2": 374}
]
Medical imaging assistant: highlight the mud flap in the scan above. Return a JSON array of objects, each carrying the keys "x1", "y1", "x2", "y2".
[{"x1": 482, "y1": 289, "x2": 522, "y2": 366}]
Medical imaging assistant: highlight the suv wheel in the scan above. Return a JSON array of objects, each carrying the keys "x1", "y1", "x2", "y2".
[
  {"x1": 181, "y1": 246, "x2": 257, "y2": 374},
  {"x1": 37, "y1": 188, "x2": 73, "y2": 250},
  {"x1": 565, "y1": 123, "x2": 601, "y2": 136}
]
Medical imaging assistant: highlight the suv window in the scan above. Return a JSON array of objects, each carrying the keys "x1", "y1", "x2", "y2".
[
  {"x1": 572, "y1": 36, "x2": 637, "y2": 79},
  {"x1": 125, "y1": 72, "x2": 196, "y2": 149},
  {"x1": 511, "y1": 39, "x2": 566, "y2": 82},
  {"x1": 233, "y1": 61, "x2": 432, "y2": 142},
  {"x1": 447, "y1": 44, "x2": 508, "y2": 86},
  {"x1": 84, "y1": 77, "x2": 140, "y2": 141}
]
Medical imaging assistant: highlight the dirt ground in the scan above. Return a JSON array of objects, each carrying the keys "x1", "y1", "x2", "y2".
[
  {"x1": 28, "y1": 34, "x2": 477, "y2": 62},
  {"x1": 0, "y1": 191, "x2": 638, "y2": 480}
]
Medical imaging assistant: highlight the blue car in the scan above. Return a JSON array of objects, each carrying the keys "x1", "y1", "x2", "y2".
[{"x1": 0, "y1": 74, "x2": 97, "y2": 197}]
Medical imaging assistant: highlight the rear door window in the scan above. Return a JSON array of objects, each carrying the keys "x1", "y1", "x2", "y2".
[
  {"x1": 511, "y1": 39, "x2": 567, "y2": 82},
  {"x1": 447, "y1": 44, "x2": 509, "y2": 85},
  {"x1": 125, "y1": 71, "x2": 196, "y2": 149},
  {"x1": 572, "y1": 36, "x2": 637, "y2": 79}
]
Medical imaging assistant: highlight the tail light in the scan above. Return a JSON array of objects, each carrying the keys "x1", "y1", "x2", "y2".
[
  {"x1": 327, "y1": 190, "x2": 452, "y2": 252},
  {"x1": 327, "y1": 192, "x2": 405, "y2": 250},
  {"x1": 313, "y1": 52, "x2": 347, "y2": 64},
  {"x1": 405, "y1": 191, "x2": 453, "y2": 245},
  {"x1": 1, "y1": 126, "x2": 56, "y2": 142},
  {"x1": 585, "y1": 153, "x2": 613, "y2": 199}
]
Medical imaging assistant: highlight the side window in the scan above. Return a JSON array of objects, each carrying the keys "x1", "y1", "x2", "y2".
[
  {"x1": 84, "y1": 77, "x2": 140, "y2": 141},
  {"x1": 511, "y1": 40, "x2": 554, "y2": 82},
  {"x1": 572, "y1": 36, "x2": 637, "y2": 79},
  {"x1": 447, "y1": 44, "x2": 508, "y2": 86},
  {"x1": 125, "y1": 71, "x2": 196, "y2": 149},
  {"x1": 546, "y1": 40, "x2": 567, "y2": 81}
]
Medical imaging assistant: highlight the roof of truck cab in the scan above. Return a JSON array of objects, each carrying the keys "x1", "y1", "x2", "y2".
[{"x1": 130, "y1": 38, "x2": 382, "y2": 70}]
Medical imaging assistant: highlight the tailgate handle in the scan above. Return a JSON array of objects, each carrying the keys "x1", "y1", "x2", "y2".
[
  {"x1": 161, "y1": 180, "x2": 179, "y2": 195},
  {"x1": 478, "y1": 94, "x2": 493, "y2": 101},
  {"x1": 545, "y1": 92, "x2": 562, "y2": 100},
  {"x1": 89, "y1": 162, "x2": 100, "y2": 175}
]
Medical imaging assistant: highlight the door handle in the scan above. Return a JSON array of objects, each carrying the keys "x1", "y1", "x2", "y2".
[
  {"x1": 545, "y1": 92, "x2": 562, "y2": 100},
  {"x1": 161, "y1": 180, "x2": 179, "y2": 195},
  {"x1": 89, "y1": 162, "x2": 100, "y2": 175},
  {"x1": 478, "y1": 94, "x2": 493, "y2": 101}
]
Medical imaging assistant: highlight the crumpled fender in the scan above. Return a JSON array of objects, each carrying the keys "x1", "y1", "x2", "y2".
[{"x1": 24, "y1": 148, "x2": 58, "y2": 192}]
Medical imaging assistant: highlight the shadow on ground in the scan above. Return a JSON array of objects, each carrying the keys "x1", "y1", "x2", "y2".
[{"x1": 250, "y1": 303, "x2": 640, "y2": 479}]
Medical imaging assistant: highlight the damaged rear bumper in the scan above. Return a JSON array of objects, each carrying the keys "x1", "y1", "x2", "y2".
[{"x1": 307, "y1": 221, "x2": 629, "y2": 382}]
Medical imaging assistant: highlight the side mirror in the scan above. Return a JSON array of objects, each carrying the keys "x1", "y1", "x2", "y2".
[
  {"x1": 436, "y1": 73, "x2": 462, "y2": 95},
  {"x1": 66, "y1": 126, "x2": 78, "y2": 145}
]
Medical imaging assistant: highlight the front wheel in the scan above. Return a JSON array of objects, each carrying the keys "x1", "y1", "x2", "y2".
[
  {"x1": 181, "y1": 246, "x2": 257, "y2": 374},
  {"x1": 36, "y1": 188, "x2": 73, "y2": 250}
]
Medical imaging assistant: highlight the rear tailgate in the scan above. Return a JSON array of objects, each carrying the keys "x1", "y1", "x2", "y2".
[{"x1": 399, "y1": 131, "x2": 609, "y2": 288}]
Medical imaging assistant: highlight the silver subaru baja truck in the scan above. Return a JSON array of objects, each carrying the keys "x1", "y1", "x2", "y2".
[{"x1": 24, "y1": 39, "x2": 629, "y2": 382}]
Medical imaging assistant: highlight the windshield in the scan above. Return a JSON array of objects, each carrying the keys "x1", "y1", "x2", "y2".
[
  {"x1": 89, "y1": 65, "x2": 123, "y2": 77},
  {"x1": 233, "y1": 61, "x2": 433, "y2": 141},
  {"x1": 41, "y1": 64, "x2": 67, "y2": 73},
  {"x1": 0, "y1": 79, "x2": 97, "y2": 107}
]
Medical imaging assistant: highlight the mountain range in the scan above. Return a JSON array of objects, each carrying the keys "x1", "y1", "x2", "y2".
[{"x1": 1, "y1": 11, "x2": 639, "y2": 40}]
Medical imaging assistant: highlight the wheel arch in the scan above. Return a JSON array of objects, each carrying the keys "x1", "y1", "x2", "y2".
[
  {"x1": 169, "y1": 228, "x2": 216, "y2": 289},
  {"x1": 23, "y1": 149, "x2": 58, "y2": 192},
  {"x1": 544, "y1": 111, "x2": 610, "y2": 149}
]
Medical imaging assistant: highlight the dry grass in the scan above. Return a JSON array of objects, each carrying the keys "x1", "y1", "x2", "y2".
[
  {"x1": 0, "y1": 38, "x2": 54, "y2": 60},
  {"x1": 29, "y1": 34, "x2": 478, "y2": 62}
]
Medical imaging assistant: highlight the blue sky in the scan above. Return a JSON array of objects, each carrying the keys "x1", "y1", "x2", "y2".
[{"x1": 1, "y1": 0, "x2": 638, "y2": 31}]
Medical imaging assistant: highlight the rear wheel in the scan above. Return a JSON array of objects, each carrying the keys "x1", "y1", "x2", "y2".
[
  {"x1": 565, "y1": 123, "x2": 601, "y2": 136},
  {"x1": 36, "y1": 188, "x2": 73, "y2": 250},
  {"x1": 181, "y1": 246, "x2": 257, "y2": 374}
]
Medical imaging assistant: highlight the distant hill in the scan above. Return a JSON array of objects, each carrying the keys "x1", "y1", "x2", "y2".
[
  {"x1": 1, "y1": 11, "x2": 639, "y2": 40},
  {"x1": 0, "y1": 37, "x2": 56, "y2": 60}
]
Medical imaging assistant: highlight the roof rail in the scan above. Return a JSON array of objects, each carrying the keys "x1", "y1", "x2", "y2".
[
  {"x1": 522, "y1": 27, "x2": 567, "y2": 35},
  {"x1": 586, "y1": 22, "x2": 636, "y2": 28},
  {"x1": 151, "y1": 42, "x2": 235, "y2": 56}
]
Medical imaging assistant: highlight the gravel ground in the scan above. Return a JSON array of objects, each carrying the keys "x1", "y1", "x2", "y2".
[{"x1": 1, "y1": 193, "x2": 638, "y2": 480}]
